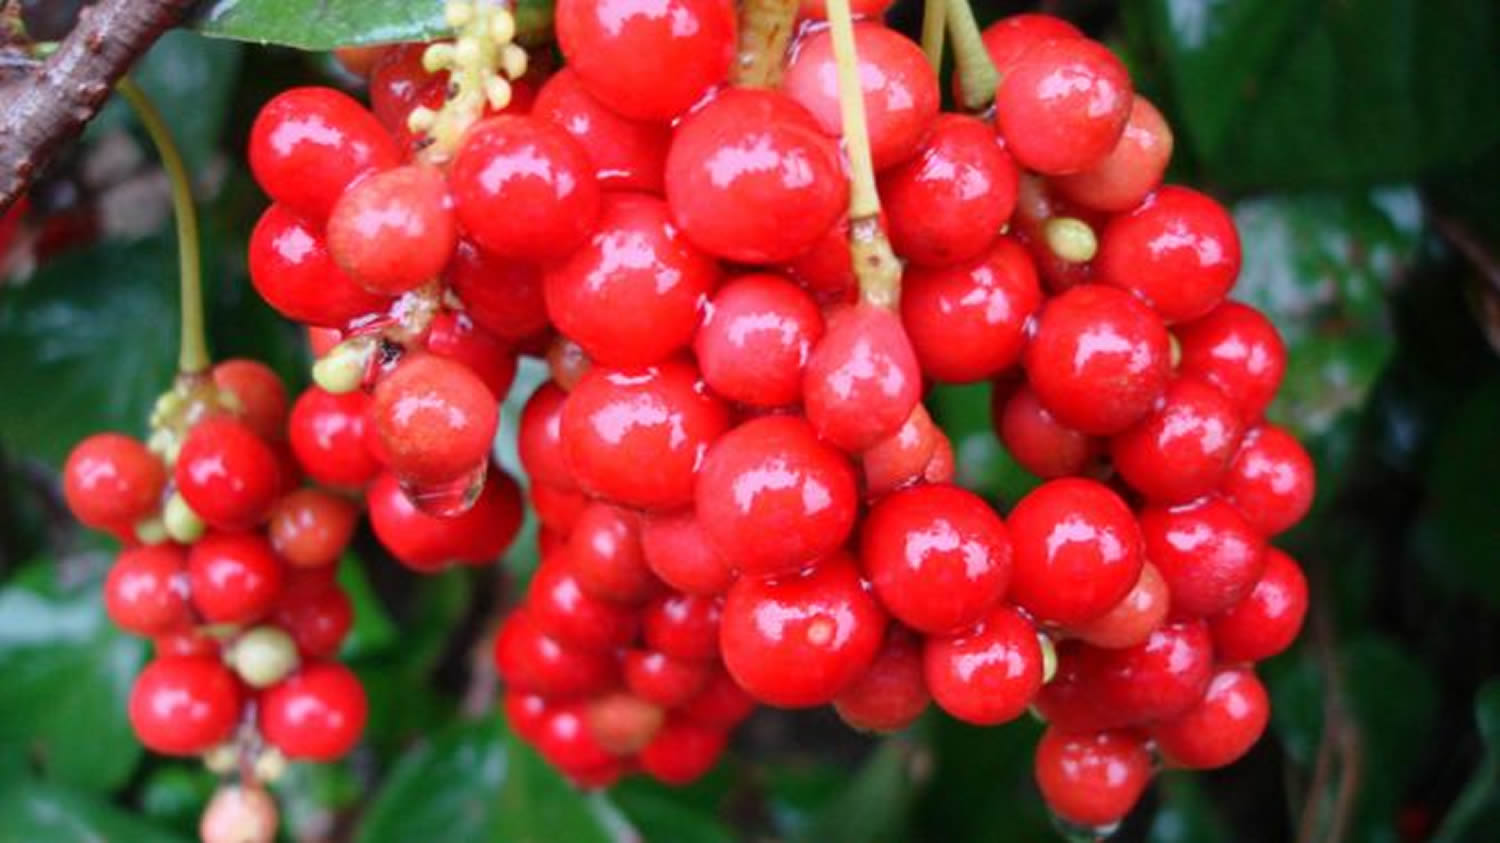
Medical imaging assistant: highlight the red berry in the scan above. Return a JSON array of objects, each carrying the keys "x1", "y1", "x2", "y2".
[
  {"x1": 533, "y1": 67, "x2": 672, "y2": 193},
  {"x1": 995, "y1": 39, "x2": 1133, "y2": 175},
  {"x1": 721, "y1": 552, "x2": 886, "y2": 708},
  {"x1": 901, "y1": 235, "x2": 1041, "y2": 383},
  {"x1": 1009, "y1": 173, "x2": 1101, "y2": 293},
  {"x1": 567, "y1": 502, "x2": 657, "y2": 603},
  {"x1": 1024, "y1": 285, "x2": 1171, "y2": 435},
  {"x1": 1006, "y1": 478, "x2": 1143, "y2": 625},
  {"x1": 992, "y1": 383, "x2": 1101, "y2": 479},
  {"x1": 544, "y1": 193, "x2": 718, "y2": 368},
  {"x1": 625, "y1": 649, "x2": 712, "y2": 707},
  {"x1": 1034, "y1": 727, "x2": 1152, "y2": 828},
  {"x1": 804, "y1": 304, "x2": 922, "y2": 452},
  {"x1": 666, "y1": 88, "x2": 848, "y2": 263},
  {"x1": 518, "y1": 381, "x2": 575, "y2": 491},
  {"x1": 326, "y1": 164, "x2": 456, "y2": 295},
  {"x1": 1110, "y1": 376, "x2": 1245, "y2": 503},
  {"x1": 129, "y1": 656, "x2": 242, "y2": 755},
  {"x1": 923, "y1": 430, "x2": 956, "y2": 485},
  {"x1": 530, "y1": 482, "x2": 589, "y2": 534},
  {"x1": 880, "y1": 114, "x2": 1018, "y2": 268},
  {"x1": 977, "y1": 14, "x2": 1083, "y2": 79},
  {"x1": 446, "y1": 241, "x2": 549, "y2": 341},
  {"x1": 637, "y1": 509, "x2": 733, "y2": 596},
  {"x1": 534, "y1": 701, "x2": 618, "y2": 771},
  {"x1": 1097, "y1": 186, "x2": 1241, "y2": 323},
  {"x1": 561, "y1": 361, "x2": 729, "y2": 510},
  {"x1": 862, "y1": 404, "x2": 940, "y2": 497},
  {"x1": 493, "y1": 608, "x2": 618, "y2": 697},
  {"x1": 1151, "y1": 665, "x2": 1270, "y2": 769},
  {"x1": 1052, "y1": 96, "x2": 1174, "y2": 213},
  {"x1": 259, "y1": 661, "x2": 367, "y2": 761},
  {"x1": 1065, "y1": 562, "x2": 1169, "y2": 650},
  {"x1": 154, "y1": 630, "x2": 221, "y2": 659},
  {"x1": 268, "y1": 488, "x2": 358, "y2": 568},
  {"x1": 639, "y1": 719, "x2": 727, "y2": 785},
  {"x1": 527, "y1": 554, "x2": 641, "y2": 652},
  {"x1": 797, "y1": 0, "x2": 894, "y2": 20},
  {"x1": 188, "y1": 531, "x2": 285, "y2": 625},
  {"x1": 450, "y1": 116, "x2": 602, "y2": 262},
  {"x1": 1221, "y1": 424, "x2": 1315, "y2": 536},
  {"x1": 367, "y1": 469, "x2": 521, "y2": 571},
  {"x1": 642, "y1": 592, "x2": 722, "y2": 662},
  {"x1": 1033, "y1": 640, "x2": 1121, "y2": 732},
  {"x1": 1175, "y1": 301, "x2": 1286, "y2": 421},
  {"x1": 1140, "y1": 496, "x2": 1266, "y2": 617},
  {"x1": 923, "y1": 604, "x2": 1043, "y2": 725},
  {"x1": 63, "y1": 432, "x2": 165, "y2": 530},
  {"x1": 213, "y1": 359, "x2": 288, "y2": 443},
  {"x1": 371, "y1": 354, "x2": 497, "y2": 486},
  {"x1": 249, "y1": 87, "x2": 398, "y2": 220},
  {"x1": 105, "y1": 544, "x2": 192, "y2": 637},
  {"x1": 677, "y1": 666, "x2": 756, "y2": 728},
  {"x1": 833, "y1": 625, "x2": 930, "y2": 732},
  {"x1": 1210, "y1": 547, "x2": 1308, "y2": 663},
  {"x1": 782, "y1": 23, "x2": 940, "y2": 170},
  {"x1": 424, "y1": 311, "x2": 517, "y2": 400},
  {"x1": 694, "y1": 273, "x2": 824, "y2": 407},
  {"x1": 288, "y1": 387, "x2": 381, "y2": 490},
  {"x1": 555, "y1": 0, "x2": 735, "y2": 121},
  {"x1": 784, "y1": 211, "x2": 864, "y2": 298},
  {"x1": 1092, "y1": 618, "x2": 1215, "y2": 724},
  {"x1": 176, "y1": 417, "x2": 281, "y2": 531},
  {"x1": 695, "y1": 415, "x2": 858, "y2": 577},
  {"x1": 861, "y1": 484, "x2": 1011, "y2": 634},
  {"x1": 273, "y1": 582, "x2": 353, "y2": 658},
  {"x1": 504, "y1": 689, "x2": 551, "y2": 744}
]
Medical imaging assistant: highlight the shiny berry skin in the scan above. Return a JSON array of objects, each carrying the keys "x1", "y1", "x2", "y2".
[
  {"x1": 640, "y1": 719, "x2": 727, "y2": 784},
  {"x1": 694, "y1": 273, "x2": 824, "y2": 407},
  {"x1": 446, "y1": 241, "x2": 549, "y2": 341},
  {"x1": 188, "y1": 531, "x2": 284, "y2": 624},
  {"x1": 833, "y1": 625, "x2": 929, "y2": 732},
  {"x1": 977, "y1": 13, "x2": 1083, "y2": 79},
  {"x1": 1221, "y1": 424, "x2": 1316, "y2": 536},
  {"x1": 556, "y1": 0, "x2": 734, "y2": 121},
  {"x1": 63, "y1": 432, "x2": 165, "y2": 530},
  {"x1": 450, "y1": 116, "x2": 601, "y2": 262},
  {"x1": 530, "y1": 482, "x2": 589, "y2": 534},
  {"x1": 249, "y1": 87, "x2": 398, "y2": 220},
  {"x1": 1092, "y1": 618, "x2": 1215, "y2": 724},
  {"x1": 1175, "y1": 301, "x2": 1287, "y2": 421},
  {"x1": 665, "y1": 88, "x2": 848, "y2": 263},
  {"x1": 176, "y1": 417, "x2": 281, "y2": 531},
  {"x1": 1006, "y1": 479, "x2": 1143, "y2": 625},
  {"x1": 369, "y1": 44, "x2": 444, "y2": 144},
  {"x1": 901, "y1": 236, "x2": 1041, "y2": 383},
  {"x1": 1034, "y1": 727, "x2": 1153, "y2": 828},
  {"x1": 1066, "y1": 562, "x2": 1169, "y2": 650},
  {"x1": 1140, "y1": 496, "x2": 1267, "y2": 617},
  {"x1": 923, "y1": 604, "x2": 1043, "y2": 725},
  {"x1": 993, "y1": 383, "x2": 1100, "y2": 479},
  {"x1": 527, "y1": 554, "x2": 640, "y2": 652},
  {"x1": 1152, "y1": 665, "x2": 1270, "y2": 769},
  {"x1": 585, "y1": 691, "x2": 664, "y2": 756},
  {"x1": 326, "y1": 165, "x2": 455, "y2": 295},
  {"x1": 544, "y1": 193, "x2": 718, "y2": 368},
  {"x1": 268, "y1": 488, "x2": 358, "y2": 568},
  {"x1": 562, "y1": 361, "x2": 729, "y2": 510},
  {"x1": 863, "y1": 403, "x2": 940, "y2": 497},
  {"x1": 493, "y1": 608, "x2": 618, "y2": 697},
  {"x1": 535, "y1": 701, "x2": 616, "y2": 773},
  {"x1": 625, "y1": 649, "x2": 712, "y2": 707},
  {"x1": 1053, "y1": 96, "x2": 1174, "y2": 213},
  {"x1": 804, "y1": 304, "x2": 923, "y2": 452},
  {"x1": 1097, "y1": 186, "x2": 1241, "y2": 323},
  {"x1": 424, "y1": 311, "x2": 517, "y2": 400},
  {"x1": 677, "y1": 666, "x2": 756, "y2": 728},
  {"x1": 642, "y1": 592, "x2": 722, "y2": 662},
  {"x1": 367, "y1": 469, "x2": 522, "y2": 570},
  {"x1": 1024, "y1": 284, "x2": 1172, "y2": 435},
  {"x1": 288, "y1": 387, "x2": 380, "y2": 490},
  {"x1": 880, "y1": 114, "x2": 1018, "y2": 268},
  {"x1": 128, "y1": 656, "x2": 242, "y2": 755},
  {"x1": 533, "y1": 68, "x2": 672, "y2": 193},
  {"x1": 861, "y1": 484, "x2": 1011, "y2": 634},
  {"x1": 721, "y1": 553, "x2": 886, "y2": 708},
  {"x1": 505, "y1": 690, "x2": 551, "y2": 744},
  {"x1": 213, "y1": 359, "x2": 288, "y2": 443},
  {"x1": 567, "y1": 503, "x2": 657, "y2": 603},
  {"x1": 259, "y1": 662, "x2": 367, "y2": 761},
  {"x1": 782, "y1": 23, "x2": 940, "y2": 170},
  {"x1": 1210, "y1": 547, "x2": 1308, "y2": 663},
  {"x1": 785, "y1": 211, "x2": 863, "y2": 298},
  {"x1": 1111, "y1": 376, "x2": 1245, "y2": 503},
  {"x1": 105, "y1": 545, "x2": 191, "y2": 637},
  {"x1": 518, "y1": 382, "x2": 575, "y2": 491},
  {"x1": 640, "y1": 509, "x2": 736, "y2": 596},
  {"x1": 273, "y1": 583, "x2": 353, "y2": 658},
  {"x1": 797, "y1": 0, "x2": 894, "y2": 20},
  {"x1": 994, "y1": 38, "x2": 1133, "y2": 175},
  {"x1": 1033, "y1": 640, "x2": 1122, "y2": 732},
  {"x1": 695, "y1": 415, "x2": 858, "y2": 577},
  {"x1": 371, "y1": 354, "x2": 497, "y2": 486}
]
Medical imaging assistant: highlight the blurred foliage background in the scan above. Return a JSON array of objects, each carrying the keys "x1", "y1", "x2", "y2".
[{"x1": 1, "y1": 0, "x2": 1499, "y2": 841}]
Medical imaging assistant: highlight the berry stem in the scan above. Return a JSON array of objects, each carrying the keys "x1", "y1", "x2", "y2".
[
  {"x1": 411, "y1": 0, "x2": 527, "y2": 164},
  {"x1": 945, "y1": 0, "x2": 998, "y2": 113},
  {"x1": 921, "y1": 0, "x2": 947, "y2": 72},
  {"x1": 733, "y1": 0, "x2": 799, "y2": 88},
  {"x1": 116, "y1": 76, "x2": 209, "y2": 375}
]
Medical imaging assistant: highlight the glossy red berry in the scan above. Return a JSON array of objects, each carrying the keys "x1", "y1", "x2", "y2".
[
  {"x1": 625, "y1": 649, "x2": 712, "y2": 707},
  {"x1": 639, "y1": 719, "x2": 727, "y2": 785},
  {"x1": 977, "y1": 13, "x2": 1083, "y2": 79},
  {"x1": 665, "y1": 88, "x2": 848, "y2": 263},
  {"x1": 259, "y1": 661, "x2": 367, "y2": 761},
  {"x1": 1053, "y1": 96, "x2": 1174, "y2": 213},
  {"x1": 504, "y1": 689, "x2": 551, "y2": 744},
  {"x1": 1065, "y1": 562, "x2": 1169, "y2": 650},
  {"x1": 105, "y1": 544, "x2": 191, "y2": 637},
  {"x1": 861, "y1": 484, "x2": 1011, "y2": 634},
  {"x1": 493, "y1": 608, "x2": 618, "y2": 697},
  {"x1": 63, "y1": 432, "x2": 165, "y2": 530},
  {"x1": 213, "y1": 359, "x2": 288, "y2": 443},
  {"x1": 366, "y1": 469, "x2": 522, "y2": 570},
  {"x1": 249, "y1": 87, "x2": 399, "y2": 220},
  {"x1": 1006, "y1": 478, "x2": 1143, "y2": 625},
  {"x1": 862, "y1": 404, "x2": 941, "y2": 497},
  {"x1": 1024, "y1": 284, "x2": 1172, "y2": 435},
  {"x1": 1140, "y1": 496, "x2": 1267, "y2": 617},
  {"x1": 129, "y1": 656, "x2": 242, "y2": 756},
  {"x1": 561, "y1": 361, "x2": 729, "y2": 510},
  {"x1": 1152, "y1": 665, "x2": 1270, "y2": 769},
  {"x1": 567, "y1": 502, "x2": 657, "y2": 603},
  {"x1": 833, "y1": 625, "x2": 929, "y2": 732},
  {"x1": 446, "y1": 241, "x2": 549, "y2": 341},
  {"x1": 273, "y1": 582, "x2": 353, "y2": 658},
  {"x1": 450, "y1": 116, "x2": 601, "y2": 262},
  {"x1": 530, "y1": 482, "x2": 589, "y2": 534},
  {"x1": 1092, "y1": 618, "x2": 1215, "y2": 724},
  {"x1": 642, "y1": 592, "x2": 722, "y2": 663},
  {"x1": 1221, "y1": 424, "x2": 1316, "y2": 536},
  {"x1": 994, "y1": 39, "x2": 1133, "y2": 175},
  {"x1": 371, "y1": 353, "x2": 497, "y2": 486},
  {"x1": 1034, "y1": 727, "x2": 1152, "y2": 828},
  {"x1": 533, "y1": 67, "x2": 672, "y2": 193},
  {"x1": 176, "y1": 417, "x2": 281, "y2": 531},
  {"x1": 923, "y1": 604, "x2": 1043, "y2": 725},
  {"x1": 1097, "y1": 186, "x2": 1241, "y2": 323},
  {"x1": 424, "y1": 311, "x2": 516, "y2": 400},
  {"x1": 555, "y1": 0, "x2": 735, "y2": 121},
  {"x1": 695, "y1": 415, "x2": 858, "y2": 577},
  {"x1": 1111, "y1": 376, "x2": 1245, "y2": 503},
  {"x1": 544, "y1": 193, "x2": 718, "y2": 368},
  {"x1": 188, "y1": 531, "x2": 284, "y2": 624},
  {"x1": 584, "y1": 691, "x2": 664, "y2": 758},
  {"x1": 535, "y1": 701, "x2": 619, "y2": 772},
  {"x1": 326, "y1": 164, "x2": 455, "y2": 295},
  {"x1": 268, "y1": 488, "x2": 358, "y2": 568},
  {"x1": 287, "y1": 387, "x2": 381, "y2": 490},
  {"x1": 527, "y1": 554, "x2": 641, "y2": 651},
  {"x1": 797, "y1": 0, "x2": 894, "y2": 20},
  {"x1": 640, "y1": 509, "x2": 736, "y2": 596},
  {"x1": 677, "y1": 666, "x2": 756, "y2": 728},
  {"x1": 804, "y1": 304, "x2": 922, "y2": 452},
  {"x1": 880, "y1": 114, "x2": 1018, "y2": 268},
  {"x1": 1175, "y1": 301, "x2": 1286, "y2": 422},
  {"x1": 993, "y1": 383, "x2": 1100, "y2": 479},
  {"x1": 1210, "y1": 547, "x2": 1308, "y2": 663},
  {"x1": 368, "y1": 43, "x2": 445, "y2": 152},
  {"x1": 518, "y1": 382, "x2": 575, "y2": 491},
  {"x1": 721, "y1": 553, "x2": 886, "y2": 708},
  {"x1": 901, "y1": 236, "x2": 1041, "y2": 383},
  {"x1": 782, "y1": 23, "x2": 940, "y2": 170},
  {"x1": 694, "y1": 273, "x2": 824, "y2": 407}
]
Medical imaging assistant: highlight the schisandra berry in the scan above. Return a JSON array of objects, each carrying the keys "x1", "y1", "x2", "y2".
[
  {"x1": 518, "y1": 381, "x2": 575, "y2": 491},
  {"x1": 994, "y1": 38, "x2": 1133, "y2": 175},
  {"x1": 797, "y1": 0, "x2": 894, "y2": 20},
  {"x1": 803, "y1": 304, "x2": 922, "y2": 452},
  {"x1": 1139, "y1": 496, "x2": 1267, "y2": 616},
  {"x1": 586, "y1": 691, "x2": 666, "y2": 755},
  {"x1": 1096, "y1": 186, "x2": 1242, "y2": 323},
  {"x1": 625, "y1": 649, "x2": 712, "y2": 707},
  {"x1": 1091, "y1": 618, "x2": 1215, "y2": 724},
  {"x1": 128, "y1": 656, "x2": 242, "y2": 755},
  {"x1": 901, "y1": 235, "x2": 1041, "y2": 383},
  {"x1": 259, "y1": 661, "x2": 367, "y2": 761},
  {"x1": 200, "y1": 785, "x2": 278, "y2": 843},
  {"x1": 923, "y1": 604, "x2": 1043, "y2": 725},
  {"x1": 992, "y1": 383, "x2": 1101, "y2": 479},
  {"x1": 693, "y1": 273, "x2": 824, "y2": 408},
  {"x1": 566, "y1": 502, "x2": 658, "y2": 603},
  {"x1": 676, "y1": 666, "x2": 756, "y2": 729},
  {"x1": 175, "y1": 417, "x2": 281, "y2": 531},
  {"x1": 638, "y1": 719, "x2": 727, "y2": 785},
  {"x1": 977, "y1": 13, "x2": 1083, "y2": 79},
  {"x1": 268, "y1": 488, "x2": 358, "y2": 568},
  {"x1": 249, "y1": 87, "x2": 398, "y2": 220},
  {"x1": 287, "y1": 386, "x2": 381, "y2": 490},
  {"x1": 533, "y1": 68, "x2": 672, "y2": 193},
  {"x1": 1033, "y1": 727, "x2": 1153, "y2": 829},
  {"x1": 273, "y1": 581, "x2": 353, "y2": 659},
  {"x1": 639, "y1": 509, "x2": 736, "y2": 596},
  {"x1": 1175, "y1": 300, "x2": 1288, "y2": 421},
  {"x1": 446, "y1": 241, "x2": 549, "y2": 341},
  {"x1": 1064, "y1": 562, "x2": 1169, "y2": 650},
  {"x1": 424, "y1": 311, "x2": 517, "y2": 400},
  {"x1": 1052, "y1": 96, "x2": 1174, "y2": 213},
  {"x1": 326, "y1": 164, "x2": 456, "y2": 295},
  {"x1": 366, "y1": 469, "x2": 521, "y2": 571},
  {"x1": 1220, "y1": 424, "x2": 1316, "y2": 535},
  {"x1": 1151, "y1": 665, "x2": 1270, "y2": 769},
  {"x1": 371, "y1": 353, "x2": 498, "y2": 487},
  {"x1": 833, "y1": 625, "x2": 930, "y2": 732},
  {"x1": 527, "y1": 554, "x2": 641, "y2": 651},
  {"x1": 105, "y1": 544, "x2": 192, "y2": 637},
  {"x1": 213, "y1": 359, "x2": 288, "y2": 443},
  {"x1": 493, "y1": 608, "x2": 619, "y2": 698},
  {"x1": 862, "y1": 404, "x2": 942, "y2": 497},
  {"x1": 1210, "y1": 547, "x2": 1308, "y2": 662},
  {"x1": 63, "y1": 432, "x2": 165, "y2": 531},
  {"x1": 642, "y1": 592, "x2": 723, "y2": 663},
  {"x1": 1006, "y1": 478, "x2": 1143, "y2": 626},
  {"x1": 1110, "y1": 376, "x2": 1245, "y2": 503},
  {"x1": 188, "y1": 531, "x2": 285, "y2": 625}
]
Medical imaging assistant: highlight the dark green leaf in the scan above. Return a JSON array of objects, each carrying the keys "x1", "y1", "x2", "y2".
[
  {"x1": 192, "y1": 0, "x2": 554, "y2": 50},
  {"x1": 1147, "y1": 773, "x2": 1233, "y2": 843},
  {"x1": 610, "y1": 778, "x2": 734, "y2": 843},
  {"x1": 914, "y1": 713, "x2": 1051, "y2": 842},
  {"x1": 794, "y1": 739, "x2": 920, "y2": 843},
  {"x1": 337, "y1": 553, "x2": 399, "y2": 659},
  {"x1": 1416, "y1": 378, "x2": 1500, "y2": 609},
  {"x1": 1432, "y1": 680, "x2": 1500, "y2": 843},
  {"x1": 139, "y1": 765, "x2": 217, "y2": 835},
  {"x1": 0, "y1": 779, "x2": 189, "y2": 843}
]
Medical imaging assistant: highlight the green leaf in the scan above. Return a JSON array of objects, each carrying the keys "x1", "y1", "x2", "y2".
[
  {"x1": 1432, "y1": 680, "x2": 1500, "y2": 842},
  {"x1": 337, "y1": 553, "x2": 399, "y2": 659},
  {"x1": 0, "y1": 560, "x2": 145, "y2": 792},
  {"x1": 139, "y1": 765, "x2": 217, "y2": 836},
  {"x1": 1147, "y1": 773, "x2": 1234, "y2": 843},
  {"x1": 0, "y1": 779, "x2": 189, "y2": 843},
  {"x1": 610, "y1": 778, "x2": 734, "y2": 843},
  {"x1": 1416, "y1": 378, "x2": 1500, "y2": 609},
  {"x1": 192, "y1": 0, "x2": 555, "y2": 50},
  {"x1": 914, "y1": 713, "x2": 1051, "y2": 842},
  {"x1": 793, "y1": 739, "x2": 920, "y2": 843}
]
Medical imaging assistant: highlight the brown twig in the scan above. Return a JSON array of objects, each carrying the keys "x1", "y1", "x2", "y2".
[
  {"x1": 1295, "y1": 580, "x2": 1364, "y2": 843},
  {"x1": 0, "y1": 0, "x2": 195, "y2": 210},
  {"x1": 1430, "y1": 206, "x2": 1500, "y2": 294},
  {"x1": 732, "y1": 0, "x2": 799, "y2": 88}
]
